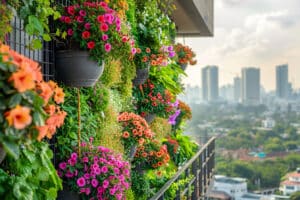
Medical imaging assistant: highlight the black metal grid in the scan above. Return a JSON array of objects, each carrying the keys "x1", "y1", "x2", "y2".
[{"x1": 5, "y1": 16, "x2": 55, "y2": 81}]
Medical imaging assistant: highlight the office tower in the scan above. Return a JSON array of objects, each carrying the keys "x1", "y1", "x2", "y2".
[
  {"x1": 241, "y1": 67, "x2": 260, "y2": 105},
  {"x1": 202, "y1": 66, "x2": 219, "y2": 102},
  {"x1": 276, "y1": 64, "x2": 288, "y2": 99},
  {"x1": 234, "y1": 77, "x2": 241, "y2": 102}
]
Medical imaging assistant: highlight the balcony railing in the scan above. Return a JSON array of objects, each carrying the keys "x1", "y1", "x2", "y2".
[{"x1": 149, "y1": 136, "x2": 215, "y2": 200}]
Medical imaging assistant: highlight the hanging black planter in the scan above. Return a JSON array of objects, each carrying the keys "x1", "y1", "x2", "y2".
[
  {"x1": 132, "y1": 67, "x2": 149, "y2": 86},
  {"x1": 55, "y1": 50, "x2": 104, "y2": 87}
]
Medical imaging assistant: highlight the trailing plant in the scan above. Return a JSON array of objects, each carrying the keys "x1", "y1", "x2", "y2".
[
  {"x1": 130, "y1": 170, "x2": 151, "y2": 200},
  {"x1": 0, "y1": 141, "x2": 62, "y2": 200},
  {"x1": 0, "y1": 44, "x2": 66, "y2": 159},
  {"x1": 0, "y1": 4, "x2": 13, "y2": 41},
  {"x1": 6, "y1": 0, "x2": 61, "y2": 49},
  {"x1": 57, "y1": 141, "x2": 131, "y2": 200}
]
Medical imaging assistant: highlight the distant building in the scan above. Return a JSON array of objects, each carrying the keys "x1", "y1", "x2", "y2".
[
  {"x1": 276, "y1": 64, "x2": 288, "y2": 99},
  {"x1": 234, "y1": 77, "x2": 241, "y2": 103},
  {"x1": 220, "y1": 84, "x2": 234, "y2": 102},
  {"x1": 202, "y1": 66, "x2": 219, "y2": 102},
  {"x1": 280, "y1": 168, "x2": 300, "y2": 195},
  {"x1": 262, "y1": 118, "x2": 276, "y2": 129},
  {"x1": 241, "y1": 67, "x2": 260, "y2": 105}
]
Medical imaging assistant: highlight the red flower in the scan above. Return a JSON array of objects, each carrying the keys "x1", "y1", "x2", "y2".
[
  {"x1": 97, "y1": 15, "x2": 105, "y2": 23},
  {"x1": 64, "y1": 17, "x2": 71, "y2": 24},
  {"x1": 82, "y1": 31, "x2": 91, "y2": 39},
  {"x1": 87, "y1": 41, "x2": 95, "y2": 49},
  {"x1": 100, "y1": 23, "x2": 109, "y2": 32},
  {"x1": 67, "y1": 6, "x2": 75, "y2": 15}
]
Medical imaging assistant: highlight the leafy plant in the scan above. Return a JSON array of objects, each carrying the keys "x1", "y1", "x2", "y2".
[
  {"x1": 6, "y1": 0, "x2": 61, "y2": 49},
  {"x1": 0, "y1": 44, "x2": 66, "y2": 159},
  {"x1": 0, "y1": 141, "x2": 62, "y2": 200},
  {"x1": 174, "y1": 43, "x2": 197, "y2": 66},
  {"x1": 0, "y1": 4, "x2": 13, "y2": 41}
]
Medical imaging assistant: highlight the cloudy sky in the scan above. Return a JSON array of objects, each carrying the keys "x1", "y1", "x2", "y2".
[{"x1": 181, "y1": 0, "x2": 300, "y2": 91}]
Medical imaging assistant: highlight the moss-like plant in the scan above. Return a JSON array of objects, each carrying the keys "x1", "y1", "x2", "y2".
[{"x1": 150, "y1": 117, "x2": 172, "y2": 140}]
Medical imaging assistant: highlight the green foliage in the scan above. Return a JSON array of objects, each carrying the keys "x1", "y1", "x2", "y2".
[
  {"x1": 290, "y1": 191, "x2": 300, "y2": 200},
  {"x1": 165, "y1": 175, "x2": 194, "y2": 200},
  {"x1": 131, "y1": 171, "x2": 151, "y2": 200},
  {"x1": 0, "y1": 4, "x2": 13, "y2": 40},
  {"x1": 7, "y1": 0, "x2": 60, "y2": 49},
  {"x1": 0, "y1": 142, "x2": 62, "y2": 200}
]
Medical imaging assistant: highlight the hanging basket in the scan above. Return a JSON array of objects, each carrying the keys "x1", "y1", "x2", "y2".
[
  {"x1": 144, "y1": 113, "x2": 156, "y2": 124},
  {"x1": 55, "y1": 50, "x2": 104, "y2": 87},
  {"x1": 0, "y1": 145, "x2": 6, "y2": 164},
  {"x1": 179, "y1": 63, "x2": 188, "y2": 71},
  {"x1": 132, "y1": 67, "x2": 149, "y2": 86}
]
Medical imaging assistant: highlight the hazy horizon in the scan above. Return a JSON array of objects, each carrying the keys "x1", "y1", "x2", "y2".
[{"x1": 180, "y1": 0, "x2": 300, "y2": 92}]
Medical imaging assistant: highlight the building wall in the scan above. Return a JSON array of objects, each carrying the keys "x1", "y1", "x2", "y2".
[
  {"x1": 241, "y1": 67, "x2": 260, "y2": 105},
  {"x1": 276, "y1": 64, "x2": 288, "y2": 99}
]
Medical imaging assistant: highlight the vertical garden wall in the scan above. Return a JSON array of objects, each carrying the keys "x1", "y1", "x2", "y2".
[{"x1": 0, "y1": 0, "x2": 202, "y2": 199}]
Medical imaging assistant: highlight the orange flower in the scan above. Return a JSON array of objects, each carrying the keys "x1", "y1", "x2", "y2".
[
  {"x1": 36, "y1": 125, "x2": 49, "y2": 141},
  {"x1": 54, "y1": 87, "x2": 65, "y2": 104},
  {"x1": 123, "y1": 131, "x2": 130, "y2": 138},
  {"x1": 142, "y1": 152, "x2": 147, "y2": 158},
  {"x1": 146, "y1": 48, "x2": 151, "y2": 53},
  {"x1": 5, "y1": 105, "x2": 32, "y2": 129},
  {"x1": 37, "y1": 82, "x2": 53, "y2": 104},
  {"x1": 9, "y1": 69, "x2": 35, "y2": 92},
  {"x1": 138, "y1": 138, "x2": 145, "y2": 145},
  {"x1": 44, "y1": 105, "x2": 56, "y2": 115}
]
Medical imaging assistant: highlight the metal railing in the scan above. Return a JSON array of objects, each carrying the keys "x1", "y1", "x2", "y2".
[{"x1": 149, "y1": 137, "x2": 215, "y2": 200}]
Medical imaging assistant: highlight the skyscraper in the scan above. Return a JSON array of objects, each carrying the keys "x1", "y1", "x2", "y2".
[
  {"x1": 202, "y1": 66, "x2": 219, "y2": 102},
  {"x1": 241, "y1": 67, "x2": 260, "y2": 105},
  {"x1": 276, "y1": 64, "x2": 288, "y2": 99},
  {"x1": 234, "y1": 77, "x2": 241, "y2": 103}
]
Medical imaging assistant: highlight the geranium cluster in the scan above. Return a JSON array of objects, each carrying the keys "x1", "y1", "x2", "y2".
[
  {"x1": 174, "y1": 43, "x2": 197, "y2": 66},
  {"x1": 133, "y1": 45, "x2": 175, "y2": 69},
  {"x1": 0, "y1": 44, "x2": 66, "y2": 158},
  {"x1": 118, "y1": 112, "x2": 154, "y2": 153},
  {"x1": 133, "y1": 139, "x2": 170, "y2": 170},
  {"x1": 57, "y1": 1, "x2": 135, "y2": 65},
  {"x1": 57, "y1": 141, "x2": 131, "y2": 200},
  {"x1": 133, "y1": 79, "x2": 175, "y2": 118}
]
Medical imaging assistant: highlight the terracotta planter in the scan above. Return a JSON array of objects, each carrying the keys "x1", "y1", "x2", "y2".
[
  {"x1": 0, "y1": 145, "x2": 6, "y2": 164},
  {"x1": 55, "y1": 50, "x2": 104, "y2": 87},
  {"x1": 132, "y1": 67, "x2": 149, "y2": 86},
  {"x1": 144, "y1": 113, "x2": 156, "y2": 124}
]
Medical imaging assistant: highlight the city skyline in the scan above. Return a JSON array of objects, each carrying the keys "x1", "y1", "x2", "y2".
[{"x1": 180, "y1": 0, "x2": 300, "y2": 91}]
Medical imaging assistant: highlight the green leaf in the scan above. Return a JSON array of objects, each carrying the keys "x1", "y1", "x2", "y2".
[
  {"x1": 61, "y1": 31, "x2": 67, "y2": 39},
  {"x1": 28, "y1": 15, "x2": 44, "y2": 34},
  {"x1": 68, "y1": 132, "x2": 77, "y2": 140},
  {"x1": 33, "y1": 111, "x2": 45, "y2": 126},
  {"x1": 37, "y1": 167, "x2": 49, "y2": 181},
  {"x1": 13, "y1": 177, "x2": 34, "y2": 200},
  {"x1": 46, "y1": 188, "x2": 58, "y2": 200},
  {"x1": 42, "y1": 34, "x2": 51, "y2": 41},
  {"x1": 2, "y1": 140, "x2": 20, "y2": 159},
  {"x1": 8, "y1": 93, "x2": 22, "y2": 108},
  {"x1": 32, "y1": 39, "x2": 42, "y2": 49},
  {"x1": 55, "y1": 28, "x2": 60, "y2": 36}
]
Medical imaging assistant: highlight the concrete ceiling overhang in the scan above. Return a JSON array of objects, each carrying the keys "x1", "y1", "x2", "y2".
[{"x1": 172, "y1": 0, "x2": 214, "y2": 37}]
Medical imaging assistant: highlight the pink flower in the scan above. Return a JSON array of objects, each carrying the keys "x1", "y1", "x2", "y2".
[
  {"x1": 77, "y1": 177, "x2": 86, "y2": 187},
  {"x1": 104, "y1": 43, "x2": 111, "y2": 52},
  {"x1": 131, "y1": 48, "x2": 137, "y2": 55},
  {"x1": 71, "y1": 152, "x2": 78, "y2": 160},
  {"x1": 85, "y1": 187, "x2": 91, "y2": 195},
  {"x1": 64, "y1": 17, "x2": 71, "y2": 24},
  {"x1": 99, "y1": 2, "x2": 108, "y2": 8},
  {"x1": 114, "y1": 168, "x2": 120, "y2": 174},
  {"x1": 59, "y1": 162, "x2": 67, "y2": 170},
  {"x1": 82, "y1": 156, "x2": 89, "y2": 163},
  {"x1": 84, "y1": 173, "x2": 90, "y2": 179},
  {"x1": 92, "y1": 163, "x2": 99, "y2": 170},
  {"x1": 95, "y1": 168, "x2": 101, "y2": 175},
  {"x1": 104, "y1": 13, "x2": 114, "y2": 24},
  {"x1": 79, "y1": 10, "x2": 86, "y2": 16},
  {"x1": 67, "y1": 28, "x2": 73, "y2": 36},
  {"x1": 102, "y1": 34, "x2": 108, "y2": 41},
  {"x1": 100, "y1": 23, "x2": 109, "y2": 32},
  {"x1": 76, "y1": 16, "x2": 84, "y2": 23},
  {"x1": 109, "y1": 188, "x2": 116, "y2": 195},
  {"x1": 97, "y1": 186, "x2": 104, "y2": 193},
  {"x1": 103, "y1": 180, "x2": 109, "y2": 188},
  {"x1": 121, "y1": 36, "x2": 128, "y2": 43},
  {"x1": 116, "y1": 26, "x2": 121, "y2": 32},
  {"x1": 67, "y1": 6, "x2": 75, "y2": 15},
  {"x1": 84, "y1": 23, "x2": 91, "y2": 30},
  {"x1": 115, "y1": 17, "x2": 121, "y2": 26},
  {"x1": 101, "y1": 166, "x2": 108, "y2": 173},
  {"x1": 91, "y1": 179, "x2": 99, "y2": 188},
  {"x1": 65, "y1": 171, "x2": 74, "y2": 178}
]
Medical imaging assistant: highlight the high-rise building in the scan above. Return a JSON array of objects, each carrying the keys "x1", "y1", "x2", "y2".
[
  {"x1": 241, "y1": 67, "x2": 260, "y2": 105},
  {"x1": 234, "y1": 77, "x2": 241, "y2": 102},
  {"x1": 202, "y1": 66, "x2": 219, "y2": 102},
  {"x1": 276, "y1": 64, "x2": 288, "y2": 99}
]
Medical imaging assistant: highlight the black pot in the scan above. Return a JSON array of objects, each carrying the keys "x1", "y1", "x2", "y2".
[
  {"x1": 179, "y1": 63, "x2": 188, "y2": 71},
  {"x1": 132, "y1": 67, "x2": 149, "y2": 86},
  {"x1": 144, "y1": 113, "x2": 156, "y2": 124},
  {"x1": 55, "y1": 50, "x2": 104, "y2": 87}
]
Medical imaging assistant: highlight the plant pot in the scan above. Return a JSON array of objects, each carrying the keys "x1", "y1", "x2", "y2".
[
  {"x1": 144, "y1": 113, "x2": 156, "y2": 124},
  {"x1": 129, "y1": 145, "x2": 137, "y2": 161},
  {"x1": 179, "y1": 63, "x2": 188, "y2": 71},
  {"x1": 57, "y1": 187, "x2": 80, "y2": 200},
  {"x1": 55, "y1": 50, "x2": 104, "y2": 87},
  {"x1": 132, "y1": 67, "x2": 149, "y2": 86},
  {"x1": 0, "y1": 145, "x2": 6, "y2": 164}
]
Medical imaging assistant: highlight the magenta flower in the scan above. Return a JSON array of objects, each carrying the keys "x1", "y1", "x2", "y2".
[
  {"x1": 84, "y1": 173, "x2": 90, "y2": 179},
  {"x1": 67, "y1": 29, "x2": 73, "y2": 36},
  {"x1": 95, "y1": 168, "x2": 101, "y2": 175},
  {"x1": 104, "y1": 43, "x2": 111, "y2": 52},
  {"x1": 131, "y1": 48, "x2": 137, "y2": 55},
  {"x1": 79, "y1": 10, "x2": 86, "y2": 16},
  {"x1": 103, "y1": 180, "x2": 109, "y2": 188},
  {"x1": 109, "y1": 188, "x2": 116, "y2": 195},
  {"x1": 85, "y1": 187, "x2": 91, "y2": 195},
  {"x1": 102, "y1": 34, "x2": 108, "y2": 41},
  {"x1": 91, "y1": 179, "x2": 99, "y2": 188},
  {"x1": 113, "y1": 168, "x2": 120, "y2": 174},
  {"x1": 84, "y1": 23, "x2": 91, "y2": 30},
  {"x1": 71, "y1": 152, "x2": 78, "y2": 160},
  {"x1": 76, "y1": 16, "x2": 84, "y2": 23},
  {"x1": 77, "y1": 177, "x2": 86, "y2": 187},
  {"x1": 82, "y1": 156, "x2": 89, "y2": 163},
  {"x1": 101, "y1": 166, "x2": 108, "y2": 173},
  {"x1": 59, "y1": 162, "x2": 67, "y2": 170}
]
